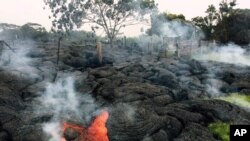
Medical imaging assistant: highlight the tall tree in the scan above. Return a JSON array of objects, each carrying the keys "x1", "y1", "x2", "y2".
[
  {"x1": 192, "y1": 4, "x2": 217, "y2": 40},
  {"x1": 44, "y1": 0, "x2": 156, "y2": 47},
  {"x1": 215, "y1": 0, "x2": 236, "y2": 43},
  {"x1": 227, "y1": 9, "x2": 250, "y2": 45},
  {"x1": 192, "y1": 0, "x2": 237, "y2": 42}
]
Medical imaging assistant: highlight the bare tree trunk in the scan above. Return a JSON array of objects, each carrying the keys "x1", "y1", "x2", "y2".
[
  {"x1": 53, "y1": 36, "x2": 63, "y2": 83},
  {"x1": 110, "y1": 38, "x2": 114, "y2": 48},
  {"x1": 0, "y1": 40, "x2": 15, "y2": 53},
  {"x1": 96, "y1": 42, "x2": 103, "y2": 63},
  {"x1": 124, "y1": 36, "x2": 127, "y2": 48},
  {"x1": 57, "y1": 36, "x2": 63, "y2": 65}
]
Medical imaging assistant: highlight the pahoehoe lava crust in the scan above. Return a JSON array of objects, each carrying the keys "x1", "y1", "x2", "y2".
[{"x1": 1, "y1": 44, "x2": 250, "y2": 141}]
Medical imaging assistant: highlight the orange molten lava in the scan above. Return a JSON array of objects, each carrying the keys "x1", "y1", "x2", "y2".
[
  {"x1": 61, "y1": 111, "x2": 109, "y2": 141},
  {"x1": 87, "y1": 111, "x2": 109, "y2": 141}
]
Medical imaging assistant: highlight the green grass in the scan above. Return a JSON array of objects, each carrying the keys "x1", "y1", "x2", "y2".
[
  {"x1": 208, "y1": 122, "x2": 230, "y2": 141},
  {"x1": 218, "y1": 93, "x2": 250, "y2": 108},
  {"x1": 208, "y1": 93, "x2": 250, "y2": 141}
]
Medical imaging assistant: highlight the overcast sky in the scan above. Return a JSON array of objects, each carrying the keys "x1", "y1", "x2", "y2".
[{"x1": 0, "y1": 0, "x2": 249, "y2": 36}]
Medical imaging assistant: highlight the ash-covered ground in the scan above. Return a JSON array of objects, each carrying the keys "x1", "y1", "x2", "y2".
[{"x1": 1, "y1": 41, "x2": 250, "y2": 141}]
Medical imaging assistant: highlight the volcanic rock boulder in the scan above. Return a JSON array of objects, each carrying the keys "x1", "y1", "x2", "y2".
[
  {"x1": 174, "y1": 123, "x2": 219, "y2": 141},
  {"x1": 63, "y1": 47, "x2": 113, "y2": 69},
  {"x1": 108, "y1": 105, "x2": 182, "y2": 141},
  {"x1": 106, "y1": 99, "x2": 250, "y2": 141},
  {"x1": 64, "y1": 127, "x2": 79, "y2": 140},
  {"x1": 0, "y1": 72, "x2": 35, "y2": 141},
  {"x1": 189, "y1": 59, "x2": 207, "y2": 74}
]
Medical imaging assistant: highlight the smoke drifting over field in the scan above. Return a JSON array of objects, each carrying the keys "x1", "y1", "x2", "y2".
[
  {"x1": 0, "y1": 39, "x2": 104, "y2": 141},
  {"x1": 37, "y1": 76, "x2": 99, "y2": 141},
  {"x1": 132, "y1": 11, "x2": 202, "y2": 53},
  {"x1": 193, "y1": 43, "x2": 250, "y2": 66},
  {"x1": 160, "y1": 21, "x2": 195, "y2": 38},
  {"x1": 0, "y1": 41, "x2": 40, "y2": 78},
  {"x1": 149, "y1": 11, "x2": 199, "y2": 39}
]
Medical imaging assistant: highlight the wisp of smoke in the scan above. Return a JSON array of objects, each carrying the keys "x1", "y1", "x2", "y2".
[
  {"x1": 149, "y1": 11, "x2": 198, "y2": 39},
  {"x1": 160, "y1": 21, "x2": 192, "y2": 38},
  {"x1": 193, "y1": 43, "x2": 250, "y2": 66},
  {"x1": 192, "y1": 43, "x2": 250, "y2": 98},
  {"x1": 41, "y1": 77, "x2": 81, "y2": 119},
  {"x1": 37, "y1": 76, "x2": 97, "y2": 141},
  {"x1": 135, "y1": 34, "x2": 162, "y2": 51},
  {"x1": 134, "y1": 12, "x2": 201, "y2": 53},
  {"x1": 40, "y1": 76, "x2": 80, "y2": 141},
  {"x1": 0, "y1": 41, "x2": 39, "y2": 78}
]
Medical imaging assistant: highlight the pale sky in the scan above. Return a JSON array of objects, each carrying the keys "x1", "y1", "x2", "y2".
[{"x1": 0, "y1": 0, "x2": 249, "y2": 36}]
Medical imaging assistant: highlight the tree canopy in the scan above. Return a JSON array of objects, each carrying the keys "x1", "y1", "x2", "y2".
[
  {"x1": 44, "y1": 0, "x2": 156, "y2": 47},
  {"x1": 164, "y1": 13, "x2": 186, "y2": 21},
  {"x1": 147, "y1": 12, "x2": 197, "y2": 40},
  {"x1": 227, "y1": 9, "x2": 250, "y2": 45},
  {"x1": 191, "y1": 0, "x2": 241, "y2": 43},
  {"x1": 192, "y1": 5, "x2": 217, "y2": 40}
]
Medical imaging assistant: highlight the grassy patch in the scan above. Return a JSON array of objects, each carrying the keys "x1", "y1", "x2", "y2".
[
  {"x1": 208, "y1": 122, "x2": 230, "y2": 141},
  {"x1": 218, "y1": 93, "x2": 250, "y2": 108}
]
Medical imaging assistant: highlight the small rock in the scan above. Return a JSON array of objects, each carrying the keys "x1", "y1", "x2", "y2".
[{"x1": 64, "y1": 127, "x2": 79, "y2": 141}]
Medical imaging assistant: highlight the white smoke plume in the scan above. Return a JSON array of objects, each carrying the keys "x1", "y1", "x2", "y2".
[
  {"x1": 192, "y1": 43, "x2": 250, "y2": 98},
  {"x1": 148, "y1": 11, "x2": 200, "y2": 40},
  {"x1": 193, "y1": 43, "x2": 250, "y2": 66},
  {"x1": 0, "y1": 41, "x2": 40, "y2": 78},
  {"x1": 160, "y1": 20, "x2": 194, "y2": 38},
  {"x1": 37, "y1": 75, "x2": 98, "y2": 141},
  {"x1": 131, "y1": 11, "x2": 203, "y2": 54},
  {"x1": 135, "y1": 34, "x2": 162, "y2": 52},
  {"x1": 40, "y1": 76, "x2": 81, "y2": 120},
  {"x1": 0, "y1": 38, "x2": 102, "y2": 141}
]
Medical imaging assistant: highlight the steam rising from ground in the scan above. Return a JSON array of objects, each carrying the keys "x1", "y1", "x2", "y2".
[
  {"x1": 0, "y1": 39, "x2": 107, "y2": 141},
  {"x1": 148, "y1": 11, "x2": 199, "y2": 39},
  {"x1": 38, "y1": 76, "x2": 97, "y2": 141},
  {"x1": 193, "y1": 43, "x2": 250, "y2": 66},
  {"x1": 133, "y1": 13, "x2": 200, "y2": 52},
  {"x1": 160, "y1": 20, "x2": 195, "y2": 38},
  {"x1": 41, "y1": 77, "x2": 81, "y2": 120},
  {"x1": 192, "y1": 43, "x2": 250, "y2": 98},
  {"x1": 135, "y1": 35, "x2": 162, "y2": 53},
  {"x1": 0, "y1": 41, "x2": 39, "y2": 78}
]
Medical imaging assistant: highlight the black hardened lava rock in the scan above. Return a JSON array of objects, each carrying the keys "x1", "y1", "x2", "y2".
[{"x1": 1, "y1": 43, "x2": 250, "y2": 141}]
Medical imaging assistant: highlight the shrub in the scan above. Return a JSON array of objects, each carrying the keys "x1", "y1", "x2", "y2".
[{"x1": 208, "y1": 122, "x2": 230, "y2": 141}]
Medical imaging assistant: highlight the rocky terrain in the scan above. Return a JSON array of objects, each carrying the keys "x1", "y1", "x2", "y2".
[{"x1": 1, "y1": 41, "x2": 250, "y2": 141}]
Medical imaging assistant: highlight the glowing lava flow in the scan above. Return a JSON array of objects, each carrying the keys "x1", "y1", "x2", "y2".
[
  {"x1": 61, "y1": 111, "x2": 109, "y2": 141},
  {"x1": 87, "y1": 111, "x2": 109, "y2": 141}
]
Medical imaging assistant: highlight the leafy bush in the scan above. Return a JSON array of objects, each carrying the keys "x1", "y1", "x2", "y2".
[
  {"x1": 208, "y1": 122, "x2": 230, "y2": 141},
  {"x1": 20, "y1": 23, "x2": 49, "y2": 41}
]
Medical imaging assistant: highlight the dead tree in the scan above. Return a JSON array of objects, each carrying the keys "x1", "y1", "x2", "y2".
[
  {"x1": 96, "y1": 42, "x2": 103, "y2": 64},
  {"x1": 0, "y1": 40, "x2": 15, "y2": 53}
]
